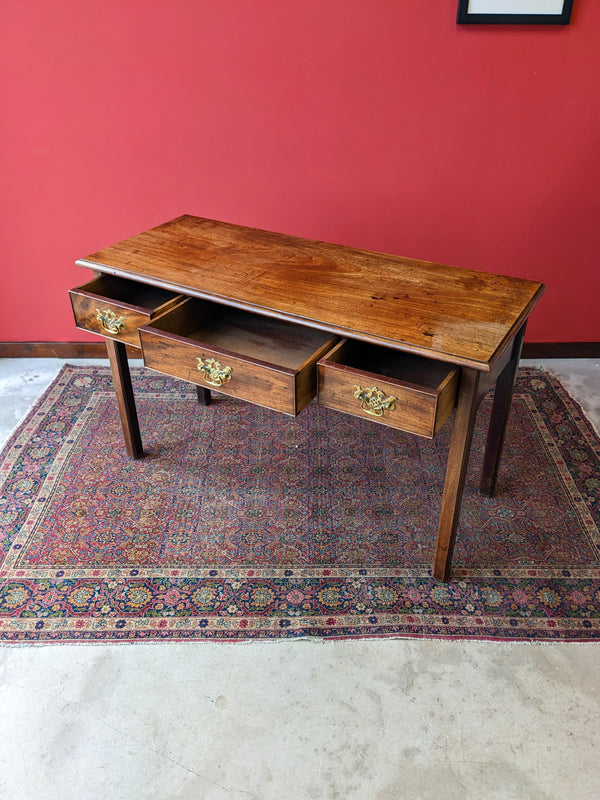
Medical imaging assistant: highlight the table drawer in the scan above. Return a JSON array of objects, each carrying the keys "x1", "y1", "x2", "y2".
[
  {"x1": 318, "y1": 339, "x2": 459, "y2": 438},
  {"x1": 69, "y1": 275, "x2": 183, "y2": 348},
  {"x1": 139, "y1": 298, "x2": 339, "y2": 416}
]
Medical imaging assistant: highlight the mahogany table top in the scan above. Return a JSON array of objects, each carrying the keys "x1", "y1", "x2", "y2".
[{"x1": 77, "y1": 215, "x2": 545, "y2": 372}]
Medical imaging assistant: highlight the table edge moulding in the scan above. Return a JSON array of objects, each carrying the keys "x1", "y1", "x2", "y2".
[{"x1": 69, "y1": 215, "x2": 545, "y2": 581}]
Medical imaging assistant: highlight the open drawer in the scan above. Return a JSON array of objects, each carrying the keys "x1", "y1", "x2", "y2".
[
  {"x1": 318, "y1": 339, "x2": 459, "y2": 438},
  {"x1": 139, "y1": 298, "x2": 339, "y2": 416},
  {"x1": 69, "y1": 275, "x2": 183, "y2": 348}
]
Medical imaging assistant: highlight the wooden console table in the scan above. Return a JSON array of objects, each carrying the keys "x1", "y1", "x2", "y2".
[{"x1": 69, "y1": 215, "x2": 545, "y2": 581}]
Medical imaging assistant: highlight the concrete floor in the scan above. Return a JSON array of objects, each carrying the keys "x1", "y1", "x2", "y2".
[{"x1": 0, "y1": 357, "x2": 599, "y2": 800}]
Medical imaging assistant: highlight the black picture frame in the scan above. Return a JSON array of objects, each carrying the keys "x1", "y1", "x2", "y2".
[{"x1": 457, "y1": 0, "x2": 574, "y2": 24}]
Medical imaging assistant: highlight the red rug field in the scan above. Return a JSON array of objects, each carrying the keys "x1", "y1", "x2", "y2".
[{"x1": 1, "y1": 365, "x2": 598, "y2": 642}]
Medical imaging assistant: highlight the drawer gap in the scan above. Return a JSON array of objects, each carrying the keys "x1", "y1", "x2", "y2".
[
  {"x1": 150, "y1": 299, "x2": 336, "y2": 371},
  {"x1": 83, "y1": 275, "x2": 179, "y2": 312},
  {"x1": 327, "y1": 339, "x2": 457, "y2": 391}
]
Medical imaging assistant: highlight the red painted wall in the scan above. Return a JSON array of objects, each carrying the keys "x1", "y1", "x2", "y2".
[{"x1": 1, "y1": 1, "x2": 599, "y2": 343}]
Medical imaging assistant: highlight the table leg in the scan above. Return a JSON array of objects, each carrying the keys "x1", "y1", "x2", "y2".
[
  {"x1": 479, "y1": 324, "x2": 526, "y2": 497},
  {"x1": 433, "y1": 367, "x2": 481, "y2": 582},
  {"x1": 196, "y1": 386, "x2": 212, "y2": 406},
  {"x1": 105, "y1": 337, "x2": 143, "y2": 459}
]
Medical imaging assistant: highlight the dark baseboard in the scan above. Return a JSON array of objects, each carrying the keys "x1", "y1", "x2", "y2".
[
  {"x1": 0, "y1": 342, "x2": 140, "y2": 358},
  {"x1": 521, "y1": 342, "x2": 600, "y2": 359},
  {"x1": 1, "y1": 341, "x2": 599, "y2": 359}
]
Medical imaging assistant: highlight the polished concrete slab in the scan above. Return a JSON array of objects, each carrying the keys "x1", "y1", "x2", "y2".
[{"x1": 1, "y1": 358, "x2": 599, "y2": 800}]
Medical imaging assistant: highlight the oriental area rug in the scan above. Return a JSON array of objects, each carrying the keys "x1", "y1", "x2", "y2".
[{"x1": 1, "y1": 365, "x2": 599, "y2": 643}]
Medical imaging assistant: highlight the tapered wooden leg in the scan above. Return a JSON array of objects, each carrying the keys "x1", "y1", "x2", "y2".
[
  {"x1": 479, "y1": 324, "x2": 526, "y2": 497},
  {"x1": 196, "y1": 385, "x2": 212, "y2": 406},
  {"x1": 105, "y1": 337, "x2": 143, "y2": 459},
  {"x1": 433, "y1": 368, "x2": 481, "y2": 582}
]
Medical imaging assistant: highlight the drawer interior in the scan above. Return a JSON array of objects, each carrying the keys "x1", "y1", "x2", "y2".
[
  {"x1": 81, "y1": 275, "x2": 179, "y2": 311},
  {"x1": 149, "y1": 298, "x2": 337, "y2": 370},
  {"x1": 326, "y1": 339, "x2": 457, "y2": 390}
]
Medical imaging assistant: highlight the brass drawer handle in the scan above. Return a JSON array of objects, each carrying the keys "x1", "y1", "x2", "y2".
[
  {"x1": 96, "y1": 308, "x2": 126, "y2": 335},
  {"x1": 197, "y1": 357, "x2": 233, "y2": 387},
  {"x1": 354, "y1": 384, "x2": 396, "y2": 417}
]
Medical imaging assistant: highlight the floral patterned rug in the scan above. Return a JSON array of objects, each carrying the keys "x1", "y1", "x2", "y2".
[{"x1": 1, "y1": 364, "x2": 599, "y2": 642}]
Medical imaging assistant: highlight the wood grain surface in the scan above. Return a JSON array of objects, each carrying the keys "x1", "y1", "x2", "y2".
[{"x1": 77, "y1": 216, "x2": 545, "y2": 371}]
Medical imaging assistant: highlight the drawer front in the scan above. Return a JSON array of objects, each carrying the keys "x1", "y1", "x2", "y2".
[
  {"x1": 70, "y1": 292, "x2": 150, "y2": 347},
  {"x1": 318, "y1": 341, "x2": 459, "y2": 438},
  {"x1": 140, "y1": 332, "x2": 299, "y2": 415},
  {"x1": 139, "y1": 298, "x2": 337, "y2": 416},
  {"x1": 69, "y1": 276, "x2": 182, "y2": 348}
]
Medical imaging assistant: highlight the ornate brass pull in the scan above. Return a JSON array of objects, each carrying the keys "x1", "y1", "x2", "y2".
[
  {"x1": 197, "y1": 357, "x2": 233, "y2": 387},
  {"x1": 354, "y1": 385, "x2": 396, "y2": 417},
  {"x1": 96, "y1": 308, "x2": 126, "y2": 335}
]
